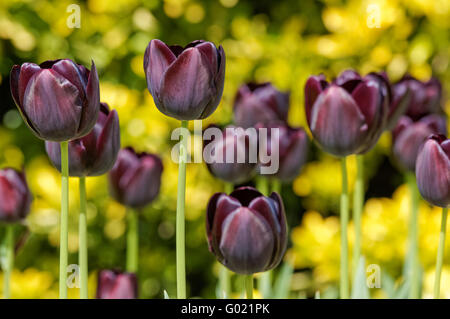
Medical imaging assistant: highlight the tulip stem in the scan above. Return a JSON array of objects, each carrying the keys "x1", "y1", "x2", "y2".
[
  {"x1": 271, "y1": 179, "x2": 281, "y2": 195},
  {"x1": 256, "y1": 177, "x2": 269, "y2": 196},
  {"x1": 245, "y1": 275, "x2": 253, "y2": 299},
  {"x1": 340, "y1": 157, "x2": 349, "y2": 299},
  {"x1": 352, "y1": 155, "x2": 364, "y2": 275},
  {"x1": 176, "y1": 120, "x2": 188, "y2": 299},
  {"x1": 78, "y1": 177, "x2": 88, "y2": 299},
  {"x1": 434, "y1": 208, "x2": 448, "y2": 299},
  {"x1": 2, "y1": 225, "x2": 14, "y2": 299},
  {"x1": 59, "y1": 141, "x2": 69, "y2": 299},
  {"x1": 126, "y1": 208, "x2": 139, "y2": 273},
  {"x1": 406, "y1": 172, "x2": 420, "y2": 299}
]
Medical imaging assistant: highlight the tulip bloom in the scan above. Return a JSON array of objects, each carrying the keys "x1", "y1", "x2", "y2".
[
  {"x1": 206, "y1": 187, "x2": 287, "y2": 275},
  {"x1": 0, "y1": 168, "x2": 32, "y2": 223},
  {"x1": 10, "y1": 59, "x2": 100, "y2": 142},
  {"x1": 109, "y1": 148, "x2": 163, "y2": 208},
  {"x1": 416, "y1": 135, "x2": 450, "y2": 208},
  {"x1": 45, "y1": 103, "x2": 120, "y2": 177},
  {"x1": 96, "y1": 270, "x2": 138, "y2": 299},
  {"x1": 256, "y1": 123, "x2": 309, "y2": 182},
  {"x1": 204, "y1": 125, "x2": 257, "y2": 184},
  {"x1": 144, "y1": 39, "x2": 225, "y2": 121},
  {"x1": 392, "y1": 75, "x2": 442, "y2": 121},
  {"x1": 393, "y1": 114, "x2": 447, "y2": 171},
  {"x1": 304, "y1": 71, "x2": 390, "y2": 157},
  {"x1": 233, "y1": 82, "x2": 289, "y2": 128}
]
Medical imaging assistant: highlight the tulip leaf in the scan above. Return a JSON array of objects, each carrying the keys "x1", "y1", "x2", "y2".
[
  {"x1": 163, "y1": 290, "x2": 170, "y2": 299},
  {"x1": 381, "y1": 272, "x2": 396, "y2": 299},
  {"x1": 350, "y1": 256, "x2": 370, "y2": 299},
  {"x1": 258, "y1": 271, "x2": 273, "y2": 299},
  {"x1": 273, "y1": 261, "x2": 294, "y2": 299},
  {"x1": 314, "y1": 291, "x2": 321, "y2": 299}
]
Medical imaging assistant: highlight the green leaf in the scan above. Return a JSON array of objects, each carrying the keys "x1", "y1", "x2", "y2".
[
  {"x1": 258, "y1": 271, "x2": 273, "y2": 298},
  {"x1": 163, "y1": 290, "x2": 170, "y2": 299},
  {"x1": 381, "y1": 272, "x2": 396, "y2": 298},
  {"x1": 351, "y1": 256, "x2": 370, "y2": 299},
  {"x1": 273, "y1": 261, "x2": 294, "y2": 299}
]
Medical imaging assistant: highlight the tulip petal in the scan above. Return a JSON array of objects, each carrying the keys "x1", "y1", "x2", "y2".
[
  {"x1": 23, "y1": 69, "x2": 82, "y2": 141},
  {"x1": 277, "y1": 128, "x2": 309, "y2": 181},
  {"x1": 335, "y1": 69, "x2": 362, "y2": 93},
  {"x1": 52, "y1": 59, "x2": 87, "y2": 99},
  {"x1": 351, "y1": 80, "x2": 380, "y2": 127},
  {"x1": 310, "y1": 85, "x2": 368, "y2": 156},
  {"x1": 304, "y1": 75, "x2": 327, "y2": 126},
  {"x1": 219, "y1": 207, "x2": 274, "y2": 274},
  {"x1": 230, "y1": 186, "x2": 263, "y2": 207},
  {"x1": 416, "y1": 138, "x2": 450, "y2": 207},
  {"x1": 77, "y1": 60, "x2": 100, "y2": 138},
  {"x1": 159, "y1": 47, "x2": 214, "y2": 120}
]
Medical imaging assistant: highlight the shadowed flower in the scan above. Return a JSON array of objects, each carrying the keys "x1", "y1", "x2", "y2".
[
  {"x1": 393, "y1": 114, "x2": 447, "y2": 171},
  {"x1": 206, "y1": 187, "x2": 287, "y2": 274},
  {"x1": 0, "y1": 168, "x2": 33, "y2": 223},
  {"x1": 10, "y1": 59, "x2": 100, "y2": 141},
  {"x1": 416, "y1": 135, "x2": 450, "y2": 208},
  {"x1": 304, "y1": 70, "x2": 390, "y2": 157},
  {"x1": 144, "y1": 39, "x2": 225, "y2": 120},
  {"x1": 233, "y1": 82, "x2": 290, "y2": 128},
  {"x1": 108, "y1": 147, "x2": 163, "y2": 208},
  {"x1": 45, "y1": 103, "x2": 120, "y2": 177},
  {"x1": 96, "y1": 270, "x2": 138, "y2": 299}
]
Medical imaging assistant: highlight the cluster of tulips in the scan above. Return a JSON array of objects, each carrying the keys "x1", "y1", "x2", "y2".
[{"x1": 0, "y1": 38, "x2": 448, "y2": 299}]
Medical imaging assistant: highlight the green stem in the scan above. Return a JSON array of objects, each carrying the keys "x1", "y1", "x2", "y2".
[
  {"x1": 245, "y1": 275, "x2": 253, "y2": 299},
  {"x1": 256, "y1": 176, "x2": 269, "y2": 196},
  {"x1": 224, "y1": 182, "x2": 233, "y2": 194},
  {"x1": 126, "y1": 209, "x2": 139, "y2": 273},
  {"x1": 79, "y1": 177, "x2": 88, "y2": 299},
  {"x1": 434, "y1": 208, "x2": 448, "y2": 299},
  {"x1": 352, "y1": 155, "x2": 364, "y2": 274},
  {"x1": 406, "y1": 172, "x2": 420, "y2": 299},
  {"x1": 340, "y1": 157, "x2": 349, "y2": 299},
  {"x1": 59, "y1": 141, "x2": 69, "y2": 299},
  {"x1": 271, "y1": 179, "x2": 281, "y2": 195},
  {"x1": 2, "y1": 225, "x2": 14, "y2": 299},
  {"x1": 176, "y1": 120, "x2": 188, "y2": 299}
]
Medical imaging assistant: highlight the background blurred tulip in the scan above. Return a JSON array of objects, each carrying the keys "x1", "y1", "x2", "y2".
[
  {"x1": 108, "y1": 148, "x2": 163, "y2": 208},
  {"x1": 10, "y1": 59, "x2": 100, "y2": 142},
  {"x1": 304, "y1": 70, "x2": 389, "y2": 157},
  {"x1": 233, "y1": 82, "x2": 289, "y2": 128},
  {"x1": 0, "y1": 168, "x2": 32, "y2": 223},
  {"x1": 416, "y1": 135, "x2": 450, "y2": 208},
  {"x1": 144, "y1": 39, "x2": 225, "y2": 120},
  {"x1": 96, "y1": 270, "x2": 138, "y2": 299},
  {"x1": 392, "y1": 75, "x2": 442, "y2": 121},
  {"x1": 256, "y1": 123, "x2": 309, "y2": 182},
  {"x1": 204, "y1": 125, "x2": 257, "y2": 184},
  {"x1": 393, "y1": 114, "x2": 447, "y2": 171},
  {"x1": 45, "y1": 103, "x2": 120, "y2": 177},
  {"x1": 206, "y1": 187, "x2": 287, "y2": 274}
]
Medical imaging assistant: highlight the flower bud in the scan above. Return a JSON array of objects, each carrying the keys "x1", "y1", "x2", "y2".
[
  {"x1": 10, "y1": 59, "x2": 100, "y2": 141},
  {"x1": 0, "y1": 168, "x2": 33, "y2": 223},
  {"x1": 45, "y1": 103, "x2": 120, "y2": 177},
  {"x1": 108, "y1": 148, "x2": 163, "y2": 208},
  {"x1": 144, "y1": 39, "x2": 225, "y2": 120},
  {"x1": 96, "y1": 270, "x2": 138, "y2": 299},
  {"x1": 206, "y1": 187, "x2": 287, "y2": 274},
  {"x1": 233, "y1": 82, "x2": 289, "y2": 128},
  {"x1": 415, "y1": 135, "x2": 450, "y2": 208}
]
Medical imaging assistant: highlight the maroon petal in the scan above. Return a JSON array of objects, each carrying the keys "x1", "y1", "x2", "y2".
[
  {"x1": 18, "y1": 63, "x2": 42, "y2": 106},
  {"x1": 144, "y1": 39, "x2": 177, "y2": 97},
  {"x1": 23, "y1": 69, "x2": 82, "y2": 141},
  {"x1": 304, "y1": 75, "x2": 328, "y2": 126},
  {"x1": 334, "y1": 69, "x2": 362, "y2": 92},
  {"x1": 351, "y1": 80, "x2": 380, "y2": 128},
  {"x1": 77, "y1": 60, "x2": 100, "y2": 138},
  {"x1": 51, "y1": 59, "x2": 87, "y2": 99},
  {"x1": 230, "y1": 186, "x2": 263, "y2": 207}
]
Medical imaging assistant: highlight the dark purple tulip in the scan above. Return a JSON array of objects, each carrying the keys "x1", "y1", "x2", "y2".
[
  {"x1": 392, "y1": 75, "x2": 442, "y2": 121},
  {"x1": 0, "y1": 168, "x2": 33, "y2": 223},
  {"x1": 416, "y1": 135, "x2": 450, "y2": 208},
  {"x1": 96, "y1": 270, "x2": 138, "y2": 299},
  {"x1": 10, "y1": 59, "x2": 100, "y2": 142},
  {"x1": 203, "y1": 125, "x2": 257, "y2": 184},
  {"x1": 393, "y1": 114, "x2": 447, "y2": 171},
  {"x1": 144, "y1": 39, "x2": 225, "y2": 120},
  {"x1": 233, "y1": 82, "x2": 290, "y2": 128},
  {"x1": 108, "y1": 148, "x2": 163, "y2": 208},
  {"x1": 206, "y1": 187, "x2": 287, "y2": 274},
  {"x1": 45, "y1": 103, "x2": 120, "y2": 177},
  {"x1": 256, "y1": 123, "x2": 309, "y2": 181},
  {"x1": 304, "y1": 70, "x2": 390, "y2": 157}
]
